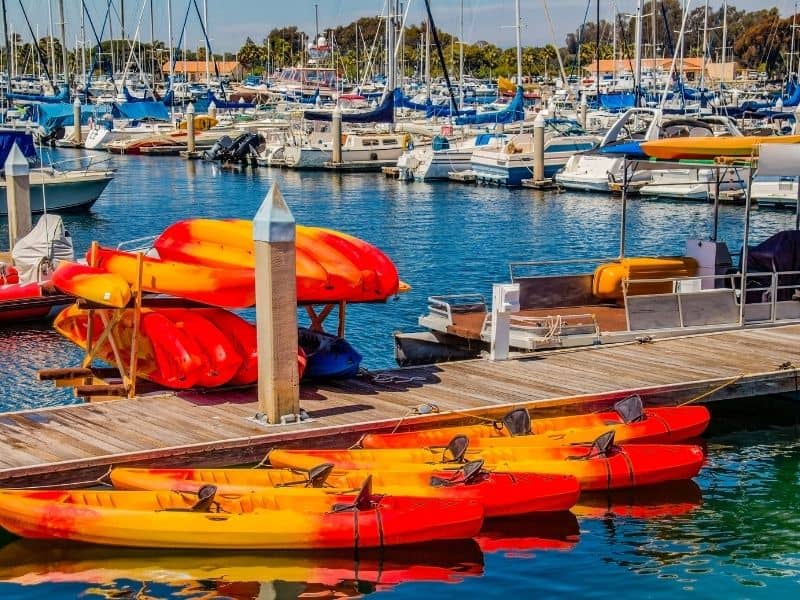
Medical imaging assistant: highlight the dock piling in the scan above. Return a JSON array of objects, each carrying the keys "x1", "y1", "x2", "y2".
[
  {"x1": 331, "y1": 106, "x2": 342, "y2": 165},
  {"x1": 5, "y1": 142, "x2": 32, "y2": 251},
  {"x1": 186, "y1": 102, "x2": 196, "y2": 154},
  {"x1": 580, "y1": 95, "x2": 588, "y2": 129},
  {"x1": 533, "y1": 113, "x2": 545, "y2": 183},
  {"x1": 73, "y1": 97, "x2": 82, "y2": 146},
  {"x1": 253, "y1": 181, "x2": 301, "y2": 424}
]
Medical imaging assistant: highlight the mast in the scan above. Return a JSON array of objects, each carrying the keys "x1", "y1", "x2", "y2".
[
  {"x1": 58, "y1": 0, "x2": 68, "y2": 86},
  {"x1": 424, "y1": 12, "x2": 430, "y2": 99},
  {"x1": 48, "y1": 0, "x2": 56, "y2": 81},
  {"x1": 634, "y1": 0, "x2": 643, "y2": 106},
  {"x1": 386, "y1": 0, "x2": 395, "y2": 90},
  {"x1": 167, "y1": 0, "x2": 174, "y2": 86},
  {"x1": 721, "y1": 0, "x2": 727, "y2": 82},
  {"x1": 596, "y1": 0, "x2": 600, "y2": 96},
  {"x1": 459, "y1": 0, "x2": 464, "y2": 107},
  {"x1": 700, "y1": 0, "x2": 708, "y2": 94},
  {"x1": 81, "y1": 0, "x2": 87, "y2": 84},
  {"x1": 790, "y1": 2, "x2": 797, "y2": 82},
  {"x1": 204, "y1": 0, "x2": 209, "y2": 84},
  {"x1": 149, "y1": 0, "x2": 155, "y2": 83},
  {"x1": 515, "y1": 0, "x2": 522, "y2": 85},
  {"x1": 0, "y1": 0, "x2": 8, "y2": 96}
]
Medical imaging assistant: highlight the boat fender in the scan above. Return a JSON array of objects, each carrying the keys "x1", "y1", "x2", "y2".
[
  {"x1": 442, "y1": 435, "x2": 469, "y2": 463},
  {"x1": 501, "y1": 408, "x2": 532, "y2": 436},
  {"x1": 613, "y1": 394, "x2": 645, "y2": 424},
  {"x1": 430, "y1": 459, "x2": 486, "y2": 487}
]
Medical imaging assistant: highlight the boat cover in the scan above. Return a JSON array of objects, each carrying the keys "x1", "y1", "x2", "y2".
[
  {"x1": 303, "y1": 91, "x2": 395, "y2": 123},
  {"x1": 454, "y1": 86, "x2": 524, "y2": 125},
  {"x1": 11, "y1": 215, "x2": 75, "y2": 284},
  {"x1": 746, "y1": 230, "x2": 800, "y2": 301},
  {"x1": 0, "y1": 131, "x2": 37, "y2": 171},
  {"x1": 113, "y1": 101, "x2": 170, "y2": 121}
]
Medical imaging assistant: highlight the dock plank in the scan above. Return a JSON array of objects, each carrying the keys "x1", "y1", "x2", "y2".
[{"x1": 2, "y1": 324, "x2": 800, "y2": 485}]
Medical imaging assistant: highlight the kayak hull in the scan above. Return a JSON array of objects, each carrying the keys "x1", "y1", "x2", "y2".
[
  {"x1": 110, "y1": 466, "x2": 581, "y2": 517},
  {"x1": 0, "y1": 489, "x2": 483, "y2": 550}
]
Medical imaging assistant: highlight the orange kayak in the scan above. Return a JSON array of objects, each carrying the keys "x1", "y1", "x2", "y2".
[
  {"x1": 92, "y1": 246, "x2": 256, "y2": 308},
  {"x1": 109, "y1": 462, "x2": 581, "y2": 517},
  {"x1": 268, "y1": 434, "x2": 706, "y2": 491},
  {"x1": 360, "y1": 401, "x2": 710, "y2": 449},
  {"x1": 51, "y1": 262, "x2": 132, "y2": 308},
  {"x1": 640, "y1": 134, "x2": 800, "y2": 160},
  {"x1": 0, "y1": 485, "x2": 484, "y2": 549},
  {"x1": 153, "y1": 219, "x2": 400, "y2": 303}
]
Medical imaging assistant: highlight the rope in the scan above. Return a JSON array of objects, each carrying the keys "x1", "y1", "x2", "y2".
[
  {"x1": 14, "y1": 466, "x2": 113, "y2": 489},
  {"x1": 677, "y1": 372, "x2": 747, "y2": 407},
  {"x1": 359, "y1": 367, "x2": 428, "y2": 385}
]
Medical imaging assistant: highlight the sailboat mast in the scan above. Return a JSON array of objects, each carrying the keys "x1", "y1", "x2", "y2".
[
  {"x1": 204, "y1": 0, "x2": 209, "y2": 84},
  {"x1": 634, "y1": 0, "x2": 643, "y2": 106},
  {"x1": 790, "y1": 2, "x2": 796, "y2": 81},
  {"x1": 2, "y1": 0, "x2": 11, "y2": 92},
  {"x1": 387, "y1": 0, "x2": 395, "y2": 90},
  {"x1": 721, "y1": 0, "x2": 727, "y2": 82},
  {"x1": 459, "y1": 0, "x2": 464, "y2": 107},
  {"x1": 514, "y1": 0, "x2": 522, "y2": 84},
  {"x1": 48, "y1": 0, "x2": 56, "y2": 80},
  {"x1": 700, "y1": 0, "x2": 708, "y2": 93},
  {"x1": 81, "y1": 0, "x2": 87, "y2": 84},
  {"x1": 424, "y1": 13, "x2": 430, "y2": 99},
  {"x1": 58, "y1": 0, "x2": 68, "y2": 86},
  {"x1": 596, "y1": 0, "x2": 600, "y2": 96}
]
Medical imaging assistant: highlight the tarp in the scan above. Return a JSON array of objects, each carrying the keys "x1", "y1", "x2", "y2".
[
  {"x1": 303, "y1": 91, "x2": 395, "y2": 124},
  {"x1": 11, "y1": 214, "x2": 75, "y2": 284},
  {"x1": 747, "y1": 230, "x2": 800, "y2": 301},
  {"x1": 599, "y1": 92, "x2": 636, "y2": 111},
  {"x1": 0, "y1": 131, "x2": 37, "y2": 169},
  {"x1": 113, "y1": 101, "x2": 170, "y2": 121},
  {"x1": 7, "y1": 85, "x2": 70, "y2": 104},
  {"x1": 32, "y1": 103, "x2": 112, "y2": 136},
  {"x1": 454, "y1": 86, "x2": 525, "y2": 126}
]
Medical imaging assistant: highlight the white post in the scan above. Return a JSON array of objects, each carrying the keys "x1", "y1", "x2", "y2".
[
  {"x1": 253, "y1": 182, "x2": 300, "y2": 423},
  {"x1": 208, "y1": 100, "x2": 217, "y2": 120},
  {"x1": 580, "y1": 94, "x2": 588, "y2": 129},
  {"x1": 331, "y1": 106, "x2": 342, "y2": 164},
  {"x1": 73, "y1": 97, "x2": 82, "y2": 144},
  {"x1": 186, "y1": 102, "x2": 196, "y2": 153},
  {"x1": 489, "y1": 283, "x2": 520, "y2": 361},
  {"x1": 5, "y1": 143, "x2": 32, "y2": 251},
  {"x1": 533, "y1": 112, "x2": 545, "y2": 182}
]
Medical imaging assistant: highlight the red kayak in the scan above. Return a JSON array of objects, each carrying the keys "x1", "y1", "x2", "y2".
[{"x1": 360, "y1": 397, "x2": 710, "y2": 449}]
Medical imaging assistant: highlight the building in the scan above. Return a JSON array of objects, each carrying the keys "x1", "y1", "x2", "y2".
[
  {"x1": 162, "y1": 61, "x2": 245, "y2": 82},
  {"x1": 584, "y1": 58, "x2": 738, "y2": 82}
]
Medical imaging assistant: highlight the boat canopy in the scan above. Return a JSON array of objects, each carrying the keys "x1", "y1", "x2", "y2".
[
  {"x1": 31, "y1": 103, "x2": 112, "y2": 136},
  {"x1": 454, "y1": 86, "x2": 524, "y2": 125},
  {"x1": 303, "y1": 91, "x2": 395, "y2": 124},
  {"x1": 6, "y1": 85, "x2": 70, "y2": 104},
  {"x1": 599, "y1": 92, "x2": 636, "y2": 111}
]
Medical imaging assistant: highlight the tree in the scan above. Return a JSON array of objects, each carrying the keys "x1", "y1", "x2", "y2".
[{"x1": 237, "y1": 37, "x2": 263, "y2": 69}]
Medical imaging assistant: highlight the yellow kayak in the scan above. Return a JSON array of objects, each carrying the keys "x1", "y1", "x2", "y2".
[
  {"x1": 640, "y1": 134, "x2": 800, "y2": 160},
  {"x1": 0, "y1": 486, "x2": 483, "y2": 549}
]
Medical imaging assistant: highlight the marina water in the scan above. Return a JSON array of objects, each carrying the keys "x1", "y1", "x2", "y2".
[{"x1": 0, "y1": 150, "x2": 798, "y2": 598}]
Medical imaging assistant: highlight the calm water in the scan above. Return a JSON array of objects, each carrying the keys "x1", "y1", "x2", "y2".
[{"x1": 0, "y1": 150, "x2": 799, "y2": 598}]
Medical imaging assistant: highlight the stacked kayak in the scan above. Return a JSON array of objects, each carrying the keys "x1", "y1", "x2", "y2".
[
  {"x1": 53, "y1": 304, "x2": 306, "y2": 388},
  {"x1": 0, "y1": 483, "x2": 483, "y2": 550},
  {"x1": 360, "y1": 396, "x2": 710, "y2": 449},
  {"x1": 109, "y1": 461, "x2": 581, "y2": 517},
  {"x1": 267, "y1": 432, "x2": 705, "y2": 491},
  {"x1": 0, "y1": 264, "x2": 50, "y2": 323}
]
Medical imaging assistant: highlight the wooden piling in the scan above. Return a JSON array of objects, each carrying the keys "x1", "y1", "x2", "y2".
[
  {"x1": 4, "y1": 142, "x2": 32, "y2": 251},
  {"x1": 533, "y1": 113, "x2": 545, "y2": 183},
  {"x1": 186, "y1": 102, "x2": 196, "y2": 154},
  {"x1": 73, "y1": 97, "x2": 82, "y2": 145},
  {"x1": 331, "y1": 107, "x2": 342, "y2": 165},
  {"x1": 253, "y1": 181, "x2": 300, "y2": 423}
]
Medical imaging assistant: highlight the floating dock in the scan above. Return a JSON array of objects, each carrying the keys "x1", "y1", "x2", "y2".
[{"x1": 1, "y1": 323, "x2": 799, "y2": 487}]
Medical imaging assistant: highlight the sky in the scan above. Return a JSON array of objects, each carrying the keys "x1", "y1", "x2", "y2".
[{"x1": 4, "y1": 0, "x2": 798, "y2": 54}]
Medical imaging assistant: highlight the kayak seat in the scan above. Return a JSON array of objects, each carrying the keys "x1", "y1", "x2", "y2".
[
  {"x1": 442, "y1": 435, "x2": 469, "y2": 463},
  {"x1": 502, "y1": 408, "x2": 532, "y2": 436},
  {"x1": 331, "y1": 475, "x2": 375, "y2": 512},
  {"x1": 614, "y1": 394, "x2": 645, "y2": 423},
  {"x1": 430, "y1": 460, "x2": 486, "y2": 487}
]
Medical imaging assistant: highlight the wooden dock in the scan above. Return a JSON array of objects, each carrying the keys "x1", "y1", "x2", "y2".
[{"x1": 1, "y1": 323, "x2": 799, "y2": 487}]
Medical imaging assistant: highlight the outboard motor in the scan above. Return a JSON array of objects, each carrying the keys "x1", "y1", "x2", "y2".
[{"x1": 203, "y1": 135, "x2": 233, "y2": 161}]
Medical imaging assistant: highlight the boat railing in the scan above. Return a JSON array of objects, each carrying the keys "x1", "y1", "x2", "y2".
[
  {"x1": 46, "y1": 154, "x2": 114, "y2": 174},
  {"x1": 509, "y1": 257, "x2": 615, "y2": 280},
  {"x1": 741, "y1": 270, "x2": 800, "y2": 324},
  {"x1": 427, "y1": 294, "x2": 487, "y2": 323},
  {"x1": 116, "y1": 235, "x2": 157, "y2": 253}
]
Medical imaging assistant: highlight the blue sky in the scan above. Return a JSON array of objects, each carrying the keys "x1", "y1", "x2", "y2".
[{"x1": 6, "y1": 1, "x2": 797, "y2": 53}]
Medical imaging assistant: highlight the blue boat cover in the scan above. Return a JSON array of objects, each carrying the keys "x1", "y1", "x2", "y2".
[
  {"x1": 454, "y1": 86, "x2": 525, "y2": 125},
  {"x1": 0, "y1": 131, "x2": 37, "y2": 171},
  {"x1": 32, "y1": 103, "x2": 112, "y2": 135},
  {"x1": 303, "y1": 91, "x2": 395, "y2": 123},
  {"x1": 113, "y1": 101, "x2": 170, "y2": 121},
  {"x1": 7, "y1": 85, "x2": 70, "y2": 104},
  {"x1": 599, "y1": 92, "x2": 636, "y2": 111}
]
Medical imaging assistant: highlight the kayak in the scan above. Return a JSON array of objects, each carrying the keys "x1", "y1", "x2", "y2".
[
  {"x1": 109, "y1": 462, "x2": 581, "y2": 517},
  {"x1": 54, "y1": 305, "x2": 306, "y2": 389},
  {"x1": 0, "y1": 281, "x2": 50, "y2": 322},
  {"x1": 92, "y1": 246, "x2": 256, "y2": 308},
  {"x1": 0, "y1": 485, "x2": 484, "y2": 549},
  {"x1": 0, "y1": 538, "x2": 484, "y2": 589},
  {"x1": 51, "y1": 262, "x2": 131, "y2": 308},
  {"x1": 639, "y1": 134, "x2": 800, "y2": 160},
  {"x1": 153, "y1": 219, "x2": 400, "y2": 303},
  {"x1": 299, "y1": 327, "x2": 362, "y2": 379},
  {"x1": 359, "y1": 399, "x2": 710, "y2": 449},
  {"x1": 268, "y1": 433, "x2": 706, "y2": 491}
]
